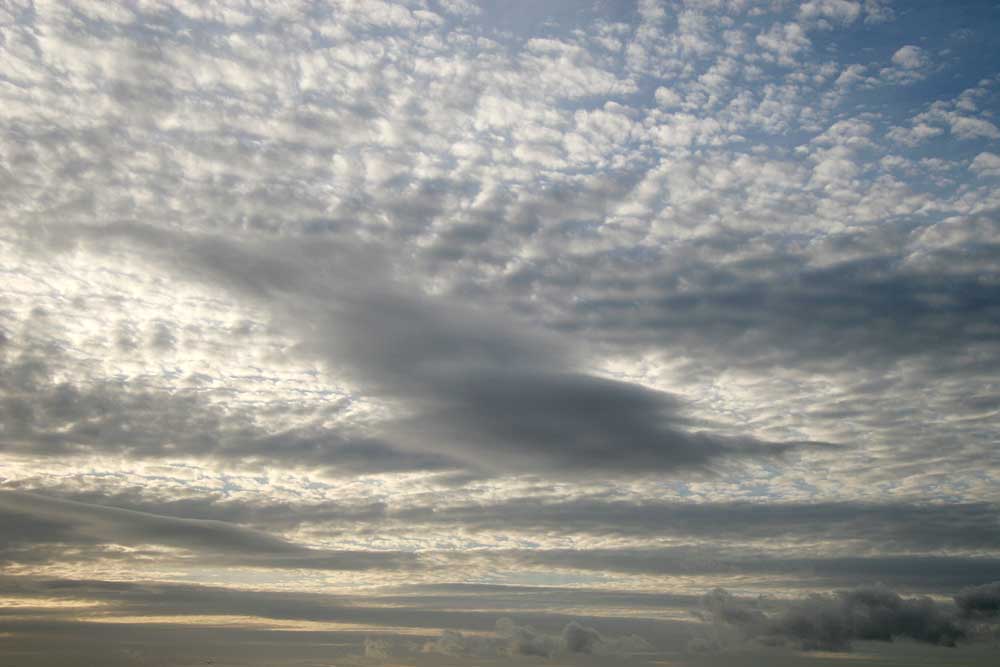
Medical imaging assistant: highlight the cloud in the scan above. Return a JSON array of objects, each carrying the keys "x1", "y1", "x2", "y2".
[
  {"x1": 543, "y1": 245, "x2": 1000, "y2": 375},
  {"x1": 422, "y1": 618, "x2": 653, "y2": 658},
  {"x1": 862, "y1": 0, "x2": 895, "y2": 24},
  {"x1": 0, "y1": 490, "x2": 418, "y2": 571},
  {"x1": 799, "y1": 1, "x2": 862, "y2": 26},
  {"x1": 877, "y1": 45, "x2": 933, "y2": 85},
  {"x1": 897, "y1": 87, "x2": 1000, "y2": 142},
  {"x1": 4, "y1": 0, "x2": 997, "y2": 503},
  {"x1": 7, "y1": 482, "x2": 1000, "y2": 591},
  {"x1": 496, "y1": 617, "x2": 562, "y2": 657},
  {"x1": 955, "y1": 582, "x2": 1000, "y2": 619},
  {"x1": 422, "y1": 629, "x2": 496, "y2": 656},
  {"x1": 0, "y1": 574, "x2": 679, "y2": 651},
  {"x1": 970, "y1": 152, "x2": 1000, "y2": 177},
  {"x1": 755, "y1": 23, "x2": 811, "y2": 65},
  {"x1": 698, "y1": 586, "x2": 966, "y2": 650},
  {"x1": 0, "y1": 350, "x2": 458, "y2": 475},
  {"x1": 948, "y1": 115, "x2": 1000, "y2": 140},
  {"x1": 2, "y1": 1, "x2": 1000, "y2": 662},
  {"x1": 8, "y1": 477, "x2": 1000, "y2": 593},
  {"x1": 391, "y1": 498, "x2": 1000, "y2": 552},
  {"x1": 886, "y1": 122, "x2": 944, "y2": 146},
  {"x1": 561, "y1": 621, "x2": 604, "y2": 653},
  {"x1": 891, "y1": 45, "x2": 927, "y2": 69},
  {"x1": 511, "y1": 549, "x2": 1000, "y2": 591},
  {"x1": 363, "y1": 637, "x2": 393, "y2": 659},
  {"x1": 47, "y1": 222, "x2": 807, "y2": 476}
]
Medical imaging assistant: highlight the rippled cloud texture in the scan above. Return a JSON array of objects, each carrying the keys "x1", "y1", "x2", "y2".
[{"x1": 2, "y1": 0, "x2": 1000, "y2": 665}]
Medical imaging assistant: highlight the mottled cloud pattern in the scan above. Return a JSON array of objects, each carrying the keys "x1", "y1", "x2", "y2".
[{"x1": 1, "y1": 1, "x2": 999, "y2": 666}]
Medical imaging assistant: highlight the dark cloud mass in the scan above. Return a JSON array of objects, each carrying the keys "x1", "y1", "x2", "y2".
[
  {"x1": 390, "y1": 498, "x2": 1000, "y2": 551},
  {"x1": 956, "y1": 582, "x2": 1000, "y2": 619},
  {"x1": 698, "y1": 586, "x2": 969, "y2": 651},
  {"x1": 0, "y1": 351, "x2": 458, "y2": 473},
  {"x1": 0, "y1": 491, "x2": 418, "y2": 571},
  {"x1": 1, "y1": 0, "x2": 999, "y2": 665},
  {"x1": 54, "y1": 222, "x2": 804, "y2": 474}
]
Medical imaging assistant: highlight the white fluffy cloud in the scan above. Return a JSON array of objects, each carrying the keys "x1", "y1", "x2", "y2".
[
  {"x1": 970, "y1": 151, "x2": 1000, "y2": 177},
  {"x1": 892, "y1": 44, "x2": 927, "y2": 69}
]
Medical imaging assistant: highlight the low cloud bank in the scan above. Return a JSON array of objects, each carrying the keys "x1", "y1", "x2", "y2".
[
  {"x1": 422, "y1": 618, "x2": 652, "y2": 658},
  {"x1": 956, "y1": 581, "x2": 1000, "y2": 619},
  {"x1": 694, "y1": 584, "x2": 994, "y2": 651}
]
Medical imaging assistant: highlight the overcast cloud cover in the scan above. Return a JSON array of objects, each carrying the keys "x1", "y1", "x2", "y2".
[{"x1": 2, "y1": 0, "x2": 1000, "y2": 665}]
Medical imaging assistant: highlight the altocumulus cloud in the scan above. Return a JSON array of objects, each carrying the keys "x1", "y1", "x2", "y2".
[{"x1": 1, "y1": 0, "x2": 1000, "y2": 665}]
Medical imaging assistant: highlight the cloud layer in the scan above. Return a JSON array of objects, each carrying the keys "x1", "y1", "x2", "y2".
[{"x1": 1, "y1": 1, "x2": 999, "y2": 665}]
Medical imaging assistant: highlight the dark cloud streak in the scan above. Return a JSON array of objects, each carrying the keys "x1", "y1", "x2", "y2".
[
  {"x1": 697, "y1": 586, "x2": 969, "y2": 651},
  {"x1": 0, "y1": 491, "x2": 418, "y2": 572},
  {"x1": 47, "y1": 222, "x2": 813, "y2": 475}
]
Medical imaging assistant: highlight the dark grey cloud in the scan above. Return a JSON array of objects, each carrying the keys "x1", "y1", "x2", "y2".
[
  {"x1": 3, "y1": 574, "x2": 996, "y2": 665},
  {"x1": 0, "y1": 575, "x2": 688, "y2": 631},
  {"x1": 3, "y1": 2, "x2": 999, "y2": 664},
  {"x1": 9, "y1": 489, "x2": 998, "y2": 590},
  {"x1": 955, "y1": 582, "x2": 1000, "y2": 619},
  {"x1": 0, "y1": 491, "x2": 417, "y2": 572},
  {"x1": 15, "y1": 485, "x2": 999, "y2": 559},
  {"x1": 510, "y1": 217, "x2": 1000, "y2": 373},
  {"x1": 481, "y1": 215, "x2": 1000, "y2": 479},
  {"x1": 1, "y1": 484, "x2": 390, "y2": 534},
  {"x1": 0, "y1": 352, "x2": 458, "y2": 475},
  {"x1": 0, "y1": 617, "x2": 378, "y2": 667},
  {"x1": 422, "y1": 617, "x2": 652, "y2": 658},
  {"x1": 387, "y1": 369, "x2": 798, "y2": 472},
  {"x1": 47, "y1": 222, "x2": 812, "y2": 475},
  {"x1": 391, "y1": 498, "x2": 1000, "y2": 551},
  {"x1": 495, "y1": 618, "x2": 644, "y2": 657},
  {"x1": 0, "y1": 617, "x2": 666, "y2": 667},
  {"x1": 508, "y1": 549, "x2": 1000, "y2": 591},
  {"x1": 363, "y1": 583, "x2": 700, "y2": 613},
  {"x1": 0, "y1": 574, "x2": 686, "y2": 645},
  {"x1": 562, "y1": 621, "x2": 604, "y2": 653},
  {"x1": 13, "y1": 482, "x2": 1000, "y2": 591},
  {"x1": 697, "y1": 586, "x2": 966, "y2": 651}
]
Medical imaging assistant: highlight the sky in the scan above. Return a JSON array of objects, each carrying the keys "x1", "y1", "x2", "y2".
[{"x1": 1, "y1": 0, "x2": 1000, "y2": 665}]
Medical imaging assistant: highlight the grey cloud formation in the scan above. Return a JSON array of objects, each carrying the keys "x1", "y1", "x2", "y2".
[
  {"x1": 517, "y1": 220, "x2": 1000, "y2": 372},
  {"x1": 22, "y1": 487, "x2": 1000, "y2": 554},
  {"x1": 0, "y1": 351, "x2": 458, "y2": 474},
  {"x1": 495, "y1": 618, "x2": 652, "y2": 658},
  {"x1": 1, "y1": 484, "x2": 391, "y2": 533},
  {"x1": 509, "y1": 549, "x2": 1000, "y2": 592},
  {"x1": 956, "y1": 582, "x2": 1000, "y2": 619},
  {"x1": 0, "y1": 491, "x2": 417, "y2": 571},
  {"x1": 0, "y1": 574, "x2": 682, "y2": 644},
  {"x1": 697, "y1": 586, "x2": 967, "y2": 651},
  {"x1": 391, "y1": 498, "x2": 1000, "y2": 551},
  {"x1": 421, "y1": 618, "x2": 651, "y2": 658},
  {"x1": 2, "y1": 0, "x2": 1000, "y2": 663},
  {"x1": 391, "y1": 583, "x2": 699, "y2": 612},
  {"x1": 7, "y1": 485, "x2": 999, "y2": 592},
  {"x1": 47, "y1": 222, "x2": 808, "y2": 475},
  {"x1": 1, "y1": 574, "x2": 993, "y2": 665},
  {"x1": 8, "y1": 484, "x2": 1000, "y2": 590}
]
